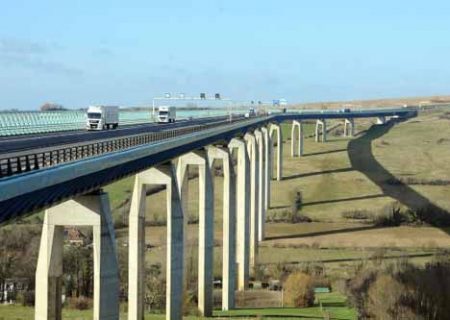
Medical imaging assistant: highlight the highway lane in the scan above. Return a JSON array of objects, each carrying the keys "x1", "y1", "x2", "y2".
[{"x1": 0, "y1": 116, "x2": 230, "y2": 154}]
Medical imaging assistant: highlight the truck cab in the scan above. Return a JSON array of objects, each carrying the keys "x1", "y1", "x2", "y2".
[
  {"x1": 157, "y1": 106, "x2": 176, "y2": 123},
  {"x1": 86, "y1": 105, "x2": 119, "y2": 130}
]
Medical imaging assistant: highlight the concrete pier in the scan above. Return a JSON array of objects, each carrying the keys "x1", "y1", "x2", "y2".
[
  {"x1": 128, "y1": 164, "x2": 184, "y2": 320},
  {"x1": 315, "y1": 119, "x2": 327, "y2": 143},
  {"x1": 261, "y1": 127, "x2": 270, "y2": 212},
  {"x1": 269, "y1": 124, "x2": 283, "y2": 181},
  {"x1": 291, "y1": 120, "x2": 304, "y2": 157},
  {"x1": 35, "y1": 192, "x2": 119, "y2": 320},
  {"x1": 207, "y1": 146, "x2": 236, "y2": 310},
  {"x1": 344, "y1": 118, "x2": 355, "y2": 137},
  {"x1": 376, "y1": 116, "x2": 386, "y2": 125},
  {"x1": 177, "y1": 151, "x2": 214, "y2": 317},
  {"x1": 255, "y1": 129, "x2": 266, "y2": 242},
  {"x1": 244, "y1": 133, "x2": 259, "y2": 270},
  {"x1": 229, "y1": 138, "x2": 250, "y2": 290}
]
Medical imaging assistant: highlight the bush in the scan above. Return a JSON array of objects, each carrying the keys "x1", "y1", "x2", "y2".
[
  {"x1": 68, "y1": 296, "x2": 92, "y2": 310},
  {"x1": 373, "y1": 202, "x2": 407, "y2": 226},
  {"x1": 341, "y1": 210, "x2": 373, "y2": 220},
  {"x1": 16, "y1": 290, "x2": 35, "y2": 306},
  {"x1": 283, "y1": 272, "x2": 315, "y2": 307},
  {"x1": 346, "y1": 258, "x2": 450, "y2": 319}
]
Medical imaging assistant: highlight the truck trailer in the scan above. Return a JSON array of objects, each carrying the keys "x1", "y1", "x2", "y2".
[
  {"x1": 157, "y1": 106, "x2": 176, "y2": 123},
  {"x1": 86, "y1": 105, "x2": 119, "y2": 130}
]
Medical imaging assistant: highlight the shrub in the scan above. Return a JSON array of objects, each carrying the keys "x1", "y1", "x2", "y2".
[
  {"x1": 16, "y1": 290, "x2": 35, "y2": 306},
  {"x1": 283, "y1": 272, "x2": 315, "y2": 307},
  {"x1": 346, "y1": 259, "x2": 450, "y2": 319},
  {"x1": 373, "y1": 202, "x2": 406, "y2": 226},
  {"x1": 68, "y1": 296, "x2": 92, "y2": 310},
  {"x1": 341, "y1": 210, "x2": 373, "y2": 220}
]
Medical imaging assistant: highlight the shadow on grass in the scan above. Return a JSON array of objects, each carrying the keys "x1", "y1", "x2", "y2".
[
  {"x1": 284, "y1": 167, "x2": 354, "y2": 181},
  {"x1": 347, "y1": 120, "x2": 450, "y2": 234},
  {"x1": 303, "y1": 194, "x2": 385, "y2": 206},
  {"x1": 265, "y1": 225, "x2": 380, "y2": 241}
]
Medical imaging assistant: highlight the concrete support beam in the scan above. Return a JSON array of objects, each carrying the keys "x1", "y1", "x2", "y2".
[
  {"x1": 35, "y1": 192, "x2": 119, "y2": 320},
  {"x1": 128, "y1": 164, "x2": 184, "y2": 320},
  {"x1": 206, "y1": 146, "x2": 236, "y2": 310},
  {"x1": 177, "y1": 151, "x2": 214, "y2": 317},
  {"x1": 254, "y1": 129, "x2": 266, "y2": 242},
  {"x1": 269, "y1": 124, "x2": 283, "y2": 181},
  {"x1": 261, "y1": 127, "x2": 270, "y2": 212},
  {"x1": 344, "y1": 118, "x2": 355, "y2": 137},
  {"x1": 376, "y1": 116, "x2": 386, "y2": 125},
  {"x1": 291, "y1": 120, "x2": 304, "y2": 157},
  {"x1": 228, "y1": 138, "x2": 250, "y2": 290},
  {"x1": 315, "y1": 119, "x2": 327, "y2": 143},
  {"x1": 244, "y1": 133, "x2": 259, "y2": 270}
]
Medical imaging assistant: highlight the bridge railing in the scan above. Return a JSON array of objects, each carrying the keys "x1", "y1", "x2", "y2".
[{"x1": 0, "y1": 116, "x2": 250, "y2": 179}]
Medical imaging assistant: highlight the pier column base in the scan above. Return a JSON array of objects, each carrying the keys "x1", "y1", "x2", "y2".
[
  {"x1": 35, "y1": 192, "x2": 119, "y2": 320},
  {"x1": 128, "y1": 164, "x2": 184, "y2": 320}
]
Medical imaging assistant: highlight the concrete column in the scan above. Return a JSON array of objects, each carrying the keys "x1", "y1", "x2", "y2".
[
  {"x1": 177, "y1": 151, "x2": 214, "y2": 317},
  {"x1": 228, "y1": 138, "x2": 250, "y2": 290},
  {"x1": 269, "y1": 124, "x2": 283, "y2": 181},
  {"x1": 291, "y1": 120, "x2": 304, "y2": 157},
  {"x1": 206, "y1": 146, "x2": 236, "y2": 310},
  {"x1": 316, "y1": 119, "x2": 326, "y2": 143},
  {"x1": 244, "y1": 133, "x2": 259, "y2": 270},
  {"x1": 376, "y1": 116, "x2": 386, "y2": 125},
  {"x1": 344, "y1": 118, "x2": 355, "y2": 137},
  {"x1": 261, "y1": 127, "x2": 270, "y2": 211},
  {"x1": 255, "y1": 129, "x2": 266, "y2": 242},
  {"x1": 35, "y1": 192, "x2": 119, "y2": 320},
  {"x1": 128, "y1": 164, "x2": 184, "y2": 320}
]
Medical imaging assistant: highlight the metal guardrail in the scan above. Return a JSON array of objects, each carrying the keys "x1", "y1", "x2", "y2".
[{"x1": 0, "y1": 117, "x2": 245, "y2": 178}]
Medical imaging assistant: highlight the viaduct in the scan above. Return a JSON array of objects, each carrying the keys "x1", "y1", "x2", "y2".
[{"x1": 0, "y1": 108, "x2": 416, "y2": 319}]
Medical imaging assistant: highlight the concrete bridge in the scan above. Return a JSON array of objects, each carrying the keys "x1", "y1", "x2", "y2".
[{"x1": 0, "y1": 108, "x2": 416, "y2": 319}]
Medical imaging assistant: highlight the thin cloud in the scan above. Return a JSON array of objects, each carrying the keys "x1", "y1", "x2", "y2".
[{"x1": 0, "y1": 37, "x2": 83, "y2": 77}]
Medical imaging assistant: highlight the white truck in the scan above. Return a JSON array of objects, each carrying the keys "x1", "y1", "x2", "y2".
[
  {"x1": 157, "y1": 106, "x2": 176, "y2": 123},
  {"x1": 245, "y1": 107, "x2": 256, "y2": 118},
  {"x1": 86, "y1": 105, "x2": 119, "y2": 130}
]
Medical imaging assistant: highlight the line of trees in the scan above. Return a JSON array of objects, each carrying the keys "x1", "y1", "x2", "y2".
[{"x1": 346, "y1": 255, "x2": 450, "y2": 319}]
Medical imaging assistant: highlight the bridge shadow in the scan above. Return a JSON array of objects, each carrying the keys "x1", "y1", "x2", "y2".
[
  {"x1": 265, "y1": 225, "x2": 380, "y2": 241},
  {"x1": 284, "y1": 167, "x2": 354, "y2": 181},
  {"x1": 303, "y1": 194, "x2": 385, "y2": 206},
  {"x1": 347, "y1": 120, "x2": 450, "y2": 232}
]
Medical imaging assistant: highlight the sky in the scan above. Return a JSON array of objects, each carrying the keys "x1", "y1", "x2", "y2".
[{"x1": 0, "y1": 0, "x2": 450, "y2": 110}]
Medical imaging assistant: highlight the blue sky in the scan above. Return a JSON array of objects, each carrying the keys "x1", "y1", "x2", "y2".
[{"x1": 1, "y1": 1, "x2": 449, "y2": 109}]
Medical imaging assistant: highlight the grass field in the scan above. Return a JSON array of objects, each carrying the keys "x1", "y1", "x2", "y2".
[{"x1": 0, "y1": 292, "x2": 355, "y2": 320}]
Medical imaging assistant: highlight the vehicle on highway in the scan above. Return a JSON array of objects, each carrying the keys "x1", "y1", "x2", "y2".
[
  {"x1": 245, "y1": 107, "x2": 256, "y2": 118},
  {"x1": 157, "y1": 106, "x2": 176, "y2": 123},
  {"x1": 86, "y1": 105, "x2": 119, "y2": 130}
]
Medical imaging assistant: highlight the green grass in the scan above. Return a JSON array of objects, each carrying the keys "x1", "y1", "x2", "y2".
[
  {"x1": 0, "y1": 293, "x2": 355, "y2": 320},
  {"x1": 216, "y1": 292, "x2": 356, "y2": 319}
]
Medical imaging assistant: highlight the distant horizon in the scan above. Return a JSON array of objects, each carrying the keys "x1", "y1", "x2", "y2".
[{"x1": 1, "y1": 92, "x2": 449, "y2": 112}]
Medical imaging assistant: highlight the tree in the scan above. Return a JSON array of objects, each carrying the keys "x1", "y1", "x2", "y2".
[
  {"x1": 283, "y1": 271, "x2": 315, "y2": 307},
  {"x1": 40, "y1": 102, "x2": 65, "y2": 111},
  {"x1": 144, "y1": 264, "x2": 165, "y2": 311},
  {"x1": 367, "y1": 274, "x2": 414, "y2": 319}
]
